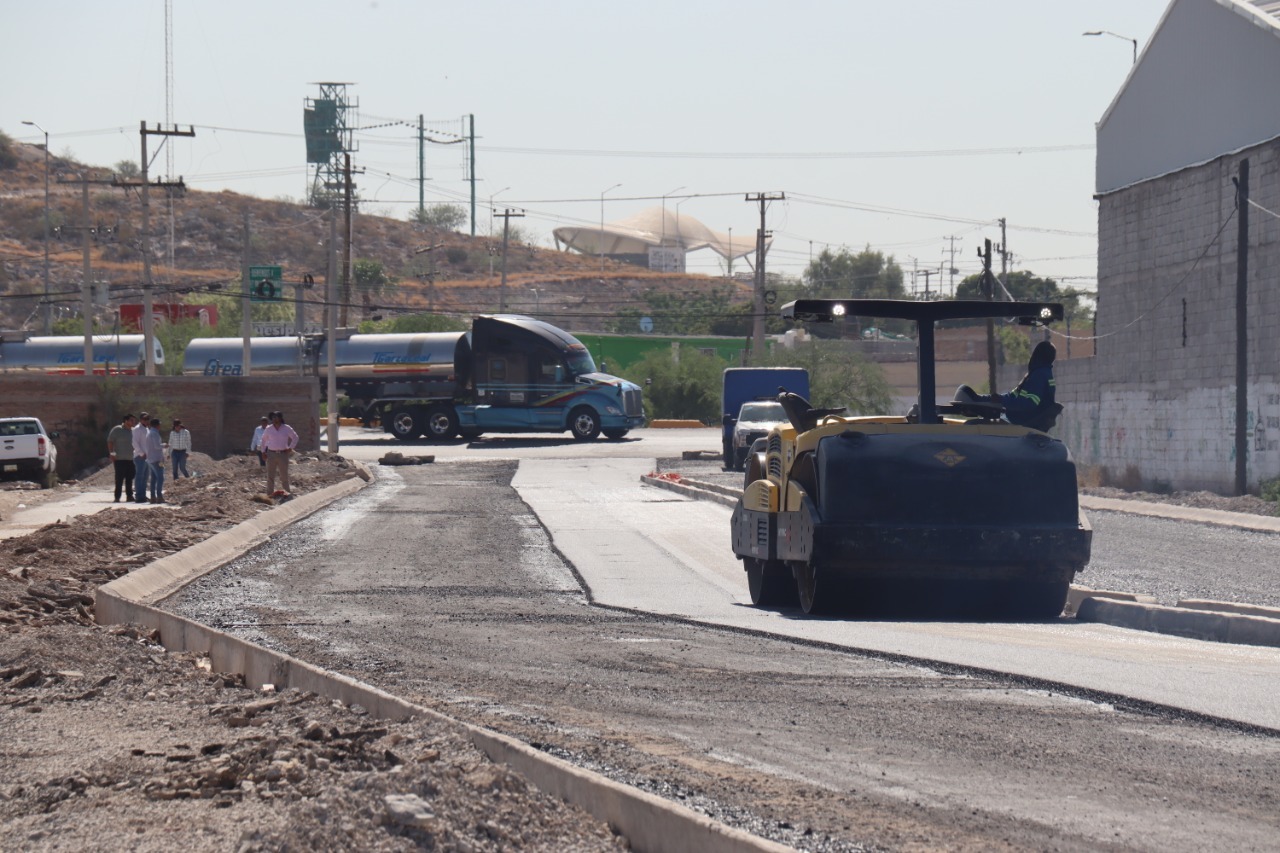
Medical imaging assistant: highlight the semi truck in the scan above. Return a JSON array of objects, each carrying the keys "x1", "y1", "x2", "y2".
[
  {"x1": 182, "y1": 315, "x2": 646, "y2": 442},
  {"x1": 721, "y1": 367, "x2": 809, "y2": 469},
  {"x1": 0, "y1": 334, "x2": 163, "y2": 374}
]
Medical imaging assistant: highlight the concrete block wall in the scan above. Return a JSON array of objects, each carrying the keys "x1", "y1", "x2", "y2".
[
  {"x1": 1057, "y1": 136, "x2": 1280, "y2": 493},
  {"x1": 0, "y1": 376, "x2": 319, "y2": 477}
]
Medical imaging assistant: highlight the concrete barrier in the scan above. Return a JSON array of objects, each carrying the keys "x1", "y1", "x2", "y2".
[
  {"x1": 1076, "y1": 597, "x2": 1280, "y2": 649},
  {"x1": 1176, "y1": 598, "x2": 1280, "y2": 620},
  {"x1": 95, "y1": 467, "x2": 793, "y2": 853},
  {"x1": 648, "y1": 420, "x2": 709, "y2": 429}
]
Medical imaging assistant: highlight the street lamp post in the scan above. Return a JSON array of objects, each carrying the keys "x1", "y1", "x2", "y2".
[
  {"x1": 1083, "y1": 30, "x2": 1137, "y2": 64},
  {"x1": 727, "y1": 227, "x2": 733, "y2": 278},
  {"x1": 21, "y1": 121, "x2": 51, "y2": 334},
  {"x1": 675, "y1": 196, "x2": 692, "y2": 273},
  {"x1": 488, "y1": 187, "x2": 510, "y2": 278},
  {"x1": 600, "y1": 183, "x2": 622, "y2": 275},
  {"x1": 660, "y1": 185, "x2": 685, "y2": 256}
]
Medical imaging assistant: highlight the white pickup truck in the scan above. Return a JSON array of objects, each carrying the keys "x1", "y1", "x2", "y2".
[{"x1": 0, "y1": 417, "x2": 59, "y2": 488}]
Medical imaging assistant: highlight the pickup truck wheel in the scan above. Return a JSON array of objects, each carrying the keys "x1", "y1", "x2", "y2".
[
  {"x1": 569, "y1": 406, "x2": 601, "y2": 441},
  {"x1": 602, "y1": 428, "x2": 629, "y2": 440},
  {"x1": 389, "y1": 409, "x2": 421, "y2": 441},
  {"x1": 425, "y1": 406, "x2": 459, "y2": 441},
  {"x1": 39, "y1": 469, "x2": 56, "y2": 490}
]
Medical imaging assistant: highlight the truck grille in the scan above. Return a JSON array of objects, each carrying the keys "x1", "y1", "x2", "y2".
[{"x1": 623, "y1": 388, "x2": 644, "y2": 417}]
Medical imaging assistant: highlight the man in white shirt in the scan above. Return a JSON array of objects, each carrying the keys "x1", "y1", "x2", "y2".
[{"x1": 131, "y1": 411, "x2": 151, "y2": 504}]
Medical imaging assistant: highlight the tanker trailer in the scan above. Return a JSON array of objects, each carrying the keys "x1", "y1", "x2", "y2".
[
  {"x1": 181, "y1": 315, "x2": 645, "y2": 442},
  {"x1": 0, "y1": 334, "x2": 163, "y2": 374}
]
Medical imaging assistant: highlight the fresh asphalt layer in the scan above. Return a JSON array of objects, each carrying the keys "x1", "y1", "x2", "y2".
[{"x1": 513, "y1": 456, "x2": 1280, "y2": 731}]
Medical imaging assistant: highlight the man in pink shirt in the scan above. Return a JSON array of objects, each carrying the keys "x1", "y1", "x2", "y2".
[{"x1": 261, "y1": 410, "x2": 300, "y2": 497}]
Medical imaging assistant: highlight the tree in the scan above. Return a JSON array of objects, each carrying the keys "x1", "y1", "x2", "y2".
[
  {"x1": 617, "y1": 348, "x2": 726, "y2": 423},
  {"x1": 410, "y1": 204, "x2": 467, "y2": 232},
  {"x1": 114, "y1": 159, "x2": 139, "y2": 179},
  {"x1": 353, "y1": 258, "x2": 395, "y2": 296},
  {"x1": 359, "y1": 313, "x2": 468, "y2": 334},
  {"x1": 0, "y1": 131, "x2": 17, "y2": 170},
  {"x1": 953, "y1": 269, "x2": 1094, "y2": 330},
  {"x1": 802, "y1": 247, "x2": 906, "y2": 301}
]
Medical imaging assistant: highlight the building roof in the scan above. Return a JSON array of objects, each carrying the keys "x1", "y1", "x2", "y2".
[
  {"x1": 551, "y1": 206, "x2": 765, "y2": 260},
  {"x1": 1096, "y1": 0, "x2": 1280, "y2": 193}
]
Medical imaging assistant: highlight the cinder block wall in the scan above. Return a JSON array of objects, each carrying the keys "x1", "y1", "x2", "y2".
[
  {"x1": 0, "y1": 376, "x2": 319, "y2": 477},
  {"x1": 1054, "y1": 136, "x2": 1280, "y2": 492}
]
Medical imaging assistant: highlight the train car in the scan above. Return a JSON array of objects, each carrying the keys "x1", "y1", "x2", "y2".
[{"x1": 0, "y1": 334, "x2": 163, "y2": 375}]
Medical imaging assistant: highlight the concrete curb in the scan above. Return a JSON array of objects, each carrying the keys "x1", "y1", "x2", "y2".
[
  {"x1": 95, "y1": 467, "x2": 792, "y2": 853},
  {"x1": 1077, "y1": 597, "x2": 1280, "y2": 649},
  {"x1": 652, "y1": 473, "x2": 1280, "y2": 651},
  {"x1": 1079, "y1": 494, "x2": 1280, "y2": 533},
  {"x1": 648, "y1": 420, "x2": 711, "y2": 429}
]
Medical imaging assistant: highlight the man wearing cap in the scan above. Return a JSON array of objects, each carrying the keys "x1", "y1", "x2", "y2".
[
  {"x1": 262, "y1": 410, "x2": 299, "y2": 497},
  {"x1": 131, "y1": 411, "x2": 151, "y2": 504},
  {"x1": 169, "y1": 418, "x2": 192, "y2": 478},
  {"x1": 250, "y1": 415, "x2": 269, "y2": 467}
]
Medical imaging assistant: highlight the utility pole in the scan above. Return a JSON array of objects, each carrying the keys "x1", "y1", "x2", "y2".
[
  {"x1": 746, "y1": 192, "x2": 784, "y2": 356},
  {"x1": 417, "y1": 114, "x2": 425, "y2": 220},
  {"x1": 241, "y1": 211, "x2": 252, "y2": 376},
  {"x1": 57, "y1": 173, "x2": 115, "y2": 372},
  {"x1": 946, "y1": 235, "x2": 960, "y2": 296},
  {"x1": 979, "y1": 239, "x2": 998, "y2": 395},
  {"x1": 1234, "y1": 159, "x2": 1250, "y2": 496},
  {"x1": 326, "y1": 207, "x2": 339, "y2": 453},
  {"x1": 919, "y1": 268, "x2": 935, "y2": 298},
  {"x1": 341, "y1": 153, "x2": 355, "y2": 327},
  {"x1": 414, "y1": 243, "x2": 444, "y2": 312},
  {"x1": 998, "y1": 217, "x2": 1009, "y2": 289},
  {"x1": 494, "y1": 208, "x2": 525, "y2": 313},
  {"x1": 468, "y1": 114, "x2": 477, "y2": 237},
  {"x1": 137, "y1": 121, "x2": 194, "y2": 375}
]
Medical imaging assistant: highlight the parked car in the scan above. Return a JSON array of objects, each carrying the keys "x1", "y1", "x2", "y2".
[{"x1": 0, "y1": 417, "x2": 59, "y2": 488}]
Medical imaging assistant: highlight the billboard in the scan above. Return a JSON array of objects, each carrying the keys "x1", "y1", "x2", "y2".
[{"x1": 119, "y1": 304, "x2": 218, "y2": 331}]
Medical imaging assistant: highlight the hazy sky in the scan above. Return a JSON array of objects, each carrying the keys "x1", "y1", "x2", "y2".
[{"x1": 5, "y1": 0, "x2": 1171, "y2": 292}]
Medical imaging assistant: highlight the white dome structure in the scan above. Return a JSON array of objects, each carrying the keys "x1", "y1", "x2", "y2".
[{"x1": 552, "y1": 206, "x2": 767, "y2": 270}]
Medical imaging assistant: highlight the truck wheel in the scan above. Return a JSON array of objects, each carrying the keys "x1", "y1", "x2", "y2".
[
  {"x1": 569, "y1": 406, "x2": 601, "y2": 441},
  {"x1": 458, "y1": 427, "x2": 484, "y2": 440},
  {"x1": 745, "y1": 558, "x2": 797, "y2": 607},
  {"x1": 389, "y1": 409, "x2": 422, "y2": 441},
  {"x1": 722, "y1": 439, "x2": 734, "y2": 470},
  {"x1": 733, "y1": 448, "x2": 747, "y2": 471},
  {"x1": 39, "y1": 469, "x2": 56, "y2": 490},
  {"x1": 602, "y1": 428, "x2": 629, "y2": 440},
  {"x1": 425, "y1": 406, "x2": 459, "y2": 441}
]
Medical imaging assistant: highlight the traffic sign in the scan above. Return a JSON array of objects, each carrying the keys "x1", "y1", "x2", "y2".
[{"x1": 249, "y1": 265, "x2": 283, "y2": 302}]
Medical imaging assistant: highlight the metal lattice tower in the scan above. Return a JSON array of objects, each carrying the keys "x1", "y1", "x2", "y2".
[{"x1": 303, "y1": 83, "x2": 358, "y2": 208}]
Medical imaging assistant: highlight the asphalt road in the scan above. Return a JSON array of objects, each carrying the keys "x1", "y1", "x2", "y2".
[{"x1": 167, "y1": 435, "x2": 1280, "y2": 851}]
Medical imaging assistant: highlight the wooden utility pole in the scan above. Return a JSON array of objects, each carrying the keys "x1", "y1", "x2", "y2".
[
  {"x1": 979, "y1": 239, "x2": 998, "y2": 395},
  {"x1": 494, "y1": 208, "x2": 525, "y2": 313},
  {"x1": 241, "y1": 211, "x2": 252, "y2": 376},
  {"x1": 1235, "y1": 159, "x2": 1250, "y2": 496},
  {"x1": 136, "y1": 121, "x2": 194, "y2": 375},
  {"x1": 341, "y1": 153, "x2": 354, "y2": 326},
  {"x1": 326, "y1": 208, "x2": 339, "y2": 453},
  {"x1": 745, "y1": 192, "x2": 784, "y2": 357},
  {"x1": 56, "y1": 173, "x2": 115, "y2": 372}
]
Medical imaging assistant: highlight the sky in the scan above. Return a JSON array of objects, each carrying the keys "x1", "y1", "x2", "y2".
[{"x1": 4, "y1": 0, "x2": 1172, "y2": 296}]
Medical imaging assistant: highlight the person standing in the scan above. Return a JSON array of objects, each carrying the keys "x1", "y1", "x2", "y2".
[
  {"x1": 132, "y1": 410, "x2": 151, "y2": 504},
  {"x1": 262, "y1": 410, "x2": 299, "y2": 497},
  {"x1": 144, "y1": 417, "x2": 166, "y2": 504},
  {"x1": 107, "y1": 413, "x2": 137, "y2": 503},
  {"x1": 168, "y1": 418, "x2": 192, "y2": 478},
  {"x1": 250, "y1": 415, "x2": 269, "y2": 467}
]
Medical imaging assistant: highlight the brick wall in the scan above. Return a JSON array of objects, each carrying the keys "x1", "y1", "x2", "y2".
[
  {"x1": 1053, "y1": 136, "x2": 1280, "y2": 492},
  {"x1": 0, "y1": 376, "x2": 319, "y2": 477}
]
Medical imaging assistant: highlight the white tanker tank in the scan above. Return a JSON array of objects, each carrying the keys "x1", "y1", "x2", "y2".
[
  {"x1": 181, "y1": 333, "x2": 464, "y2": 401},
  {"x1": 0, "y1": 334, "x2": 163, "y2": 374}
]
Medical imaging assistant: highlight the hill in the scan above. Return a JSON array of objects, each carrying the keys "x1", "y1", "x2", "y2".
[{"x1": 0, "y1": 135, "x2": 748, "y2": 335}]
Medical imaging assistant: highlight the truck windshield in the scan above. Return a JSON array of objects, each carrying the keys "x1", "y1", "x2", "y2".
[
  {"x1": 566, "y1": 348, "x2": 598, "y2": 376},
  {"x1": 739, "y1": 402, "x2": 786, "y2": 422}
]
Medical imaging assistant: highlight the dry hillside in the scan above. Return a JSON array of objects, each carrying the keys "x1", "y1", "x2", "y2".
[{"x1": 0, "y1": 137, "x2": 746, "y2": 333}]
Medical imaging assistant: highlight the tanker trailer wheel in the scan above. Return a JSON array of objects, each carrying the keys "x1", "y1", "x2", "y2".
[
  {"x1": 458, "y1": 427, "x2": 484, "y2": 440},
  {"x1": 746, "y1": 558, "x2": 798, "y2": 608},
  {"x1": 425, "y1": 406, "x2": 459, "y2": 441},
  {"x1": 602, "y1": 428, "x2": 629, "y2": 440},
  {"x1": 389, "y1": 408, "x2": 422, "y2": 441},
  {"x1": 569, "y1": 406, "x2": 601, "y2": 441}
]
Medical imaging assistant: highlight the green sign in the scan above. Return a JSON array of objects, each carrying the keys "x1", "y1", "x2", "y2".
[{"x1": 249, "y1": 265, "x2": 283, "y2": 302}]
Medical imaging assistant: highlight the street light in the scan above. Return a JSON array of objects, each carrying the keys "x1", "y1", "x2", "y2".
[
  {"x1": 600, "y1": 182, "x2": 622, "y2": 274},
  {"x1": 660, "y1": 185, "x2": 685, "y2": 253},
  {"x1": 1083, "y1": 30, "x2": 1137, "y2": 64},
  {"x1": 21, "y1": 121, "x2": 50, "y2": 334},
  {"x1": 674, "y1": 196, "x2": 693, "y2": 272}
]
